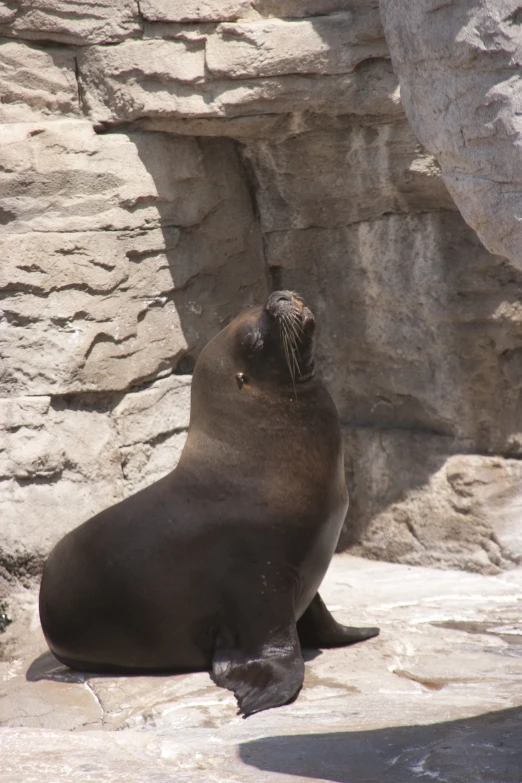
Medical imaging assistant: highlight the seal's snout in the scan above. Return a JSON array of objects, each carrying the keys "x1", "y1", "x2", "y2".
[
  {"x1": 266, "y1": 290, "x2": 305, "y2": 319},
  {"x1": 265, "y1": 291, "x2": 316, "y2": 384},
  {"x1": 266, "y1": 290, "x2": 315, "y2": 332}
]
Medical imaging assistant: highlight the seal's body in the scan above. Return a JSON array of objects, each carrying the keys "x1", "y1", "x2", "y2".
[{"x1": 39, "y1": 291, "x2": 378, "y2": 715}]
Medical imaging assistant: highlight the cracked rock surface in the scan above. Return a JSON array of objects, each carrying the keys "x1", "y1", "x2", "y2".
[
  {"x1": 1, "y1": 0, "x2": 522, "y2": 575},
  {"x1": 1, "y1": 556, "x2": 521, "y2": 782}
]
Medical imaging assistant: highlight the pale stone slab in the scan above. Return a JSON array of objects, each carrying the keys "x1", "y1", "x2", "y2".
[
  {"x1": 0, "y1": 228, "x2": 187, "y2": 395},
  {"x1": 0, "y1": 404, "x2": 124, "y2": 561},
  {"x1": 78, "y1": 38, "x2": 206, "y2": 123},
  {"x1": 112, "y1": 374, "x2": 190, "y2": 494},
  {"x1": 253, "y1": 0, "x2": 359, "y2": 18},
  {"x1": 83, "y1": 59, "x2": 401, "y2": 129},
  {"x1": 120, "y1": 430, "x2": 188, "y2": 495},
  {"x1": 206, "y1": 13, "x2": 387, "y2": 79},
  {"x1": 0, "y1": 0, "x2": 141, "y2": 45},
  {"x1": 0, "y1": 378, "x2": 191, "y2": 563},
  {"x1": 112, "y1": 374, "x2": 191, "y2": 448},
  {"x1": 140, "y1": 0, "x2": 252, "y2": 22},
  {"x1": 0, "y1": 123, "x2": 265, "y2": 394},
  {"x1": 0, "y1": 121, "x2": 210, "y2": 234},
  {"x1": 78, "y1": 9, "x2": 391, "y2": 126},
  {"x1": 1, "y1": 556, "x2": 521, "y2": 781},
  {"x1": 0, "y1": 40, "x2": 79, "y2": 123}
]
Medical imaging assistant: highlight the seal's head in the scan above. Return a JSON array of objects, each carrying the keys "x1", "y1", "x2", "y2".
[
  {"x1": 234, "y1": 290, "x2": 316, "y2": 391},
  {"x1": 188, "y1": 291, "x2": 317, "y2": 437}
]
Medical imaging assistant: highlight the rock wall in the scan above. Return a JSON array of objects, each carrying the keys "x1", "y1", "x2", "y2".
[
  {"x1": 380, "y1": 0, "x2": 522, "y2": 270},
  {"x1": 1, "y1": 1, "x2": 521, "y2": 579}
]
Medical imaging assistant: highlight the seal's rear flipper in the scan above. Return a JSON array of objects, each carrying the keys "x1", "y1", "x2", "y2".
[
  {"x1": 212, "y1": 625, "x2": 304, "y2": 717},
  {"x1": 297, "y1": 592, "x2": 380, "y2": 648}
]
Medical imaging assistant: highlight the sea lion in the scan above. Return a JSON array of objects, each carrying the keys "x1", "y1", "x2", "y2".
[{"x1": 39, "y1": 291, "x2": 379, "y2": 716}]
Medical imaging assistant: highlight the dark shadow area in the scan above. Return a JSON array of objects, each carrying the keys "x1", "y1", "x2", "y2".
[
  {"x1": 240, "y1": 706, "x2": 522, "y2": 783},
  {"x1": 27, "y1": 645, "x2": 322, "y2": 683},
  {"x1": 26, "y1": 649, "x2": 208, "y2": 683},
  {"x1": 27, "y1": 650, "x2": 80, "y2": 683},
  {"x1": 127, "y1": 131, "x2": 267, "y2": 373}
]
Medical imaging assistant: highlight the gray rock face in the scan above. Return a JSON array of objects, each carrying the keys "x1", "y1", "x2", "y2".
[
  {"x1": 380, "y1": 0, "x2": 522, "y2": 269},
  {"x1": 0, "y1": 0, "x2": 521, "y2": 576}
]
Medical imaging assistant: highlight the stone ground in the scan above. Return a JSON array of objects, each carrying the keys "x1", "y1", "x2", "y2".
[{"x1": 1, "y1": 555, "x2": 521, "y2": 782}]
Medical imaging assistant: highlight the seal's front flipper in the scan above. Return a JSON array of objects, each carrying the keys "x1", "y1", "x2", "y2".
[
  {"x1": 212, "y1": 624, "x2": 304, "y2": 717},
  {"x1": 297, "y1": 592, "x2": 379, "y2": 649}
]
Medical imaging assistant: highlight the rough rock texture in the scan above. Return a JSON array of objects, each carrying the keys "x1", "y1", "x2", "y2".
[
  {"x1": 1, "y1": 1, "x2": 522, "y2": 577},
  {"x1": 0, "y1": 122, "x2": 264, "y2": 394},
  {"x1": 1, "y1": 556, "x2": 522, "y2": 781},
  {"x1": 0, "y1": 376, "x2": 191, "y2": 572},
  {"x1": 380, "y1": 0, "x2": 522, "y2": 270},
  {"x1": 0, "y1": 1, "x2": 142, "y2": 46}
]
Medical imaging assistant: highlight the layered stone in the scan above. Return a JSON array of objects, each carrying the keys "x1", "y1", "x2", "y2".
[
  {"x1": 0, "y1": 122, "x2": 265, "y2": 395},
  {"x1": 0, "y1": 0, "x2": 141, "y2": 45}
]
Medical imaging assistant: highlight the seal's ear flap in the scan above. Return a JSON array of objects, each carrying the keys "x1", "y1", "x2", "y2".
[
  {"x1": 211, "y1": 624, "x2": 304, "y2": 717},
  {"x1": 240, "y1": 325, "x2": 265, "y2": 358}
]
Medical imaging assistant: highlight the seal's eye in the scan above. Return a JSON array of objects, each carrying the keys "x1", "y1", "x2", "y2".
[{"x1": 236, "y1": 373, "x2": 247, "y2": 390}]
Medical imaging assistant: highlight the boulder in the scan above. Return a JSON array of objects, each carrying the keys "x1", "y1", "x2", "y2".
[{"x1": 380, "y1": 0, "x2": 522, "y2": 269}]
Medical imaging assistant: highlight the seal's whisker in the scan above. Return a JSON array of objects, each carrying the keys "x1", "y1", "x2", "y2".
[
  {"x1": 281, "y1": 324, "x2": 294, "y2": 376},
  {"x1": 280, "y1": 320, "x2": 299, "y2": 396},
  {"x1": 283, "y1": 311, "x2": 302, "y2": 336},
  {"x1": 283, "y1": 315, "x2": 302, "y2": 375},
  {"x1": 287, "y1": 312, "x2": 304, "y2": 333},
  {"x1": 282, "y1": 335, "x2": 294, "y2": 387},
  {"x1": 286, "y1": 320, "x2": 301, "y2": 344},
  {"x1": 283, "y1": 311, "x2": 300, "y2": 338},
  {"x1": 281, "y1": 318, "x2": 301, "y2": 391}
]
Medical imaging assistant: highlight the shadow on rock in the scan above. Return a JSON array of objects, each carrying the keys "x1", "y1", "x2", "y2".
[
  {"x1": 26, "y1": 646, "x2": 322, "y2": 683},
  {"x1": 240, "y1": 706, "x2": 522, "y2": 783},
  {"x1": 26, "y1": 651, "x2": 82, "y2": 683}
]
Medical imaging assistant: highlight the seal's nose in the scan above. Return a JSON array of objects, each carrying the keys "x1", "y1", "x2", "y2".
[{"x1": 266, "y1": 290, "x2": 304, "y2": 315}]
